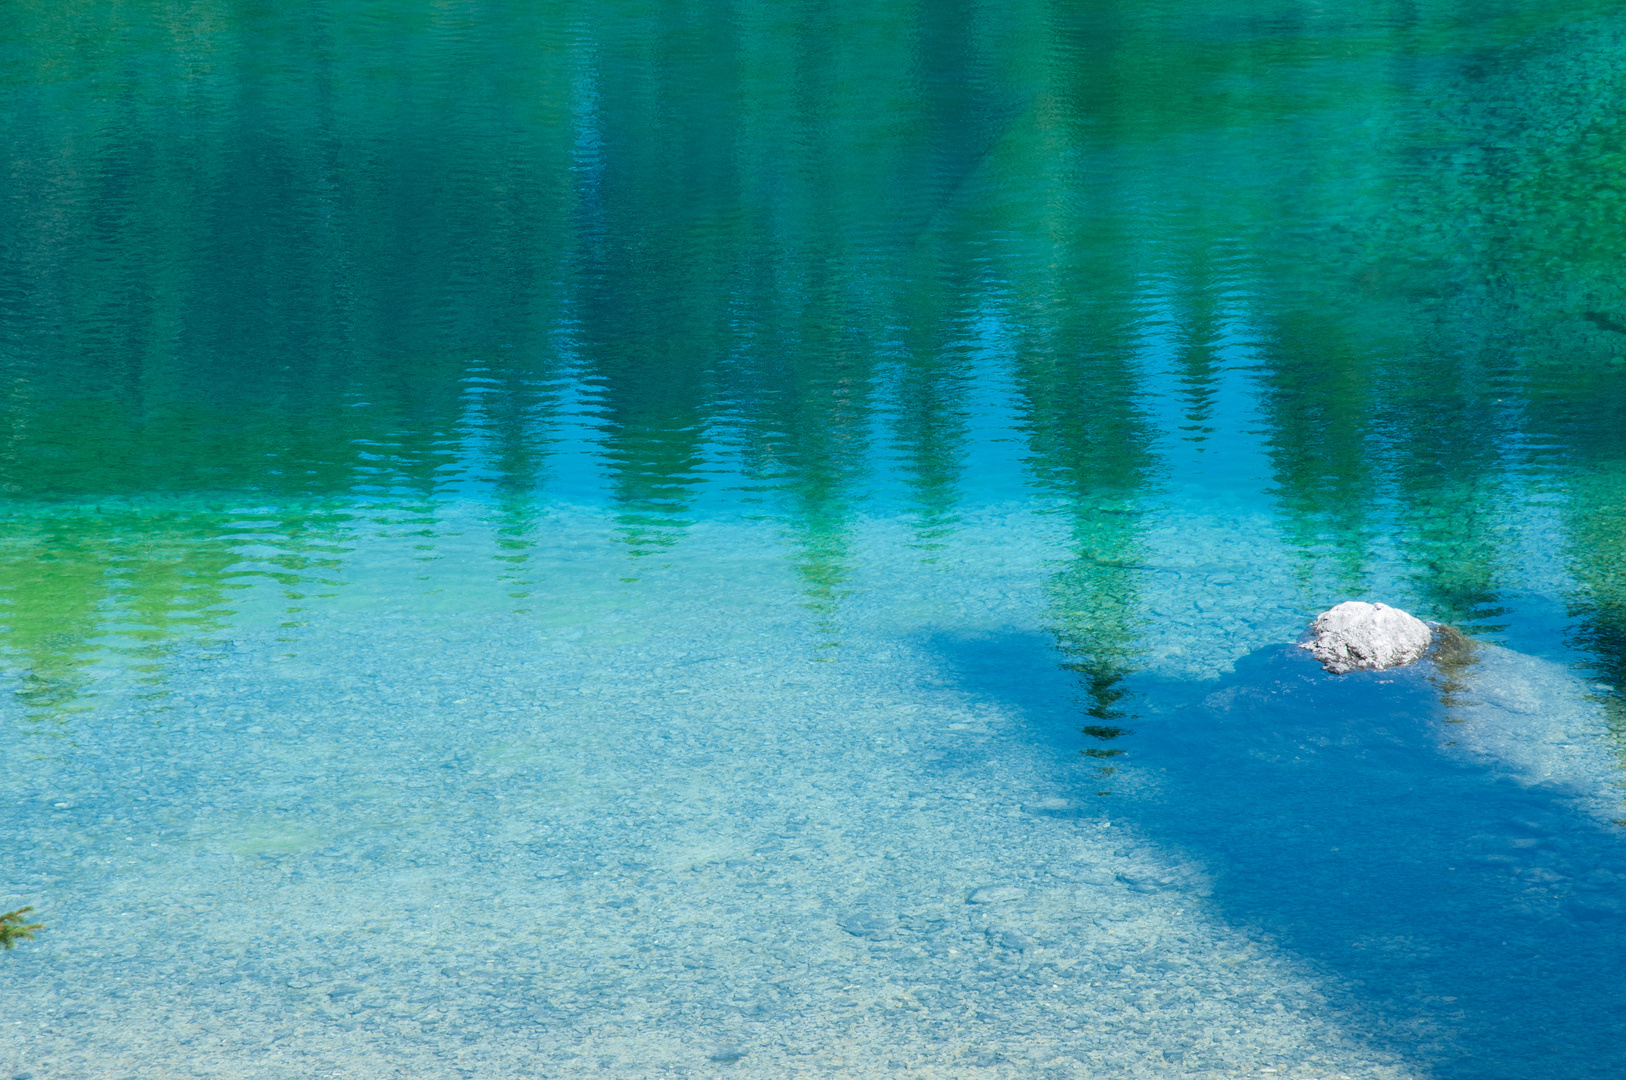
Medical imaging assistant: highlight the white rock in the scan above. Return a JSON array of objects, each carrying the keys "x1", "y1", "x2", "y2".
[{"x1": 1300, "y1": 601, "x2": 1432, "y2": 674}]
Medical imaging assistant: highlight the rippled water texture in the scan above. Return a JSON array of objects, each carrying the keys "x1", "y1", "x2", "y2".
[{"x1": 4, "y1": 2, "x2": 1626, "y2": 1077}]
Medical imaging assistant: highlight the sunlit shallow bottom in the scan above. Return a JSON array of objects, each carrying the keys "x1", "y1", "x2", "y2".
[{"x1": 3, "y1": 502, "x2": 1624, "y2": 1079}]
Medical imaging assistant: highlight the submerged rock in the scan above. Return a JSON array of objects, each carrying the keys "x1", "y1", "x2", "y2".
[
  {"x1": 968, "y1": 885, "x2": 1027, "y2": 904},
  {"x1": 1301, "y1": 601, "x2": 1432, "y2": 674}
]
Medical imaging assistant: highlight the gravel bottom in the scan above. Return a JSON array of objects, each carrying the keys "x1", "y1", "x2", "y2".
[{"x1": 2, "y1": 504, "x2": 1617, "y2": 1078}]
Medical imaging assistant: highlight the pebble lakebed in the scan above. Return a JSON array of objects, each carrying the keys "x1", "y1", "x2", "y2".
[{"x1": 2, "y1": 505, "x2": 1620, "y2": 1078}]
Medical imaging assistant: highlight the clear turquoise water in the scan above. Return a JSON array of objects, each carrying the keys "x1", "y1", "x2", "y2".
[{"x1": 3, "y1": 2, "x2": 1626, "y2": 1077}]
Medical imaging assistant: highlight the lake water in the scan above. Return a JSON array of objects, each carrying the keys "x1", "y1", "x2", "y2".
[{"x1": 3, "y1": 2, "x2": 1625, "y2": 1077}]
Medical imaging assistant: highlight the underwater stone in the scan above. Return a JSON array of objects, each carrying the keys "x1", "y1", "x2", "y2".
[
  {"x1": 968, "y1": 886, "x2": 1027, "y2": 904},
  {"x1": 1301, "y1": 601, "x2": 1432, "y2": 674}
]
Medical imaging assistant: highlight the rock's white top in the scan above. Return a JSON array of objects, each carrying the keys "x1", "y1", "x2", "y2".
[{"x1": 1300, "y1": 601, "x2": 1432, "y2": 674}]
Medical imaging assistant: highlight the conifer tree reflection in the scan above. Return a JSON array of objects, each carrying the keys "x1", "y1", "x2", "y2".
[
  {"x1": 1420, "y1": 40, "x2": 1626, "y2": 766},
  {"x1": 1251, "y1": 317, "x2": 1380, "y2": 596},
  {"x1": 0, "y1": 3, "x2": 577, "y2": 708},
  {"x1": 725, "y1": 262, "x2": 881, "y2": 653},
  {"x1": 0, "y1": 510, "x2": 242, "y2": 725},
  {"x1": 565, "y1": 5, "x2": 738, "y2": 570},
  {"x1": 1009, "y1": 256, "x2": 1155, "y2": 729}
]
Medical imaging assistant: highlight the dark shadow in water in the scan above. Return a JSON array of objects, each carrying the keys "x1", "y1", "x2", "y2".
[{"x1": 930, "y1": 631, "x2": 1626, "y2": 1080}]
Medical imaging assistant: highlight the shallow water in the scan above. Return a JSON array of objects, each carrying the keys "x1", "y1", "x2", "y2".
[{"x1": 3, "y1": 2, "x2": 1625, "y2": 1077}]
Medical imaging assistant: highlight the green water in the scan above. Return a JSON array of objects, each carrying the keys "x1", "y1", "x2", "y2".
[
  {"x1": 4, "y1": 2, "x2": 1626, "y2": 1077},
  {"x1": 5, "y1": 1, "x2": 1626, "y2": 696}
]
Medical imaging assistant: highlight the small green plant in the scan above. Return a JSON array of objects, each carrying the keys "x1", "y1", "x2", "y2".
[
  {"x1": 1081, "y1": 725, "x2": 1133, "y2": 740},
  {"x1": 1, "y1": 907, "x2": 44, "y2": 950}
]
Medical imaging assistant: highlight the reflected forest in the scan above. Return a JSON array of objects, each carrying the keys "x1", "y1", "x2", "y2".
[{"x1": 4, "y1": 0, "x2": 1626, "y2": 742}]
